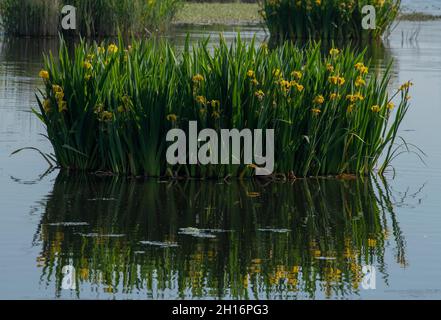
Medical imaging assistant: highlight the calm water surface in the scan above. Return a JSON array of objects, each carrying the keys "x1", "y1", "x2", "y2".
[
  {"x1": 1, "y1": 21, "x2": 441, "y2": 299},
  {"x1": 402, "y1": 0, "x2": 441, "y2": 14}
]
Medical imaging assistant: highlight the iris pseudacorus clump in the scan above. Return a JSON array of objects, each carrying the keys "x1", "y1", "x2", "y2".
[
  {"x1": 33, "y1": 36, "x2": 413, "y2": 178},
  {"x1": 261, "y1": 0, "x2": 401, "y2": 41}
]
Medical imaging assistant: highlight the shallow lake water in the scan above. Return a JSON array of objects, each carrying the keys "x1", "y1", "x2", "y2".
[
  {"x1": 1, "y1": 21, "x2": 441, "y2": 299},
  {"x1": 402, "y1": 0, "x2": 441, "y2": 14}
]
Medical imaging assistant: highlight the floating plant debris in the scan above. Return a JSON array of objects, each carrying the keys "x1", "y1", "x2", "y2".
[
  {"x1": 257, "y1": 228, "x2": 291, "y2": 233},
  {"x1": 47, "y1": 222, "x2": 89, "y2": 227},
  {"x1": 139, "y1": 241, "x2": 179, "y2": 248},
  {"x1": 77, "y1": 233, "x2": 125, "y2": 238},
  {"x1": 178, "y1": 228, "x2": 218, "y2": 238}
]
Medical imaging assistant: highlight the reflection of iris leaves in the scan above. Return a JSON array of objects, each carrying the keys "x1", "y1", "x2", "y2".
[{"x1": 35, "y1": 172, "x2": 409, "y2": 299}]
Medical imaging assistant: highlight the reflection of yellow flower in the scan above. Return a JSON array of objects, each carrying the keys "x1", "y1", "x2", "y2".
[
  {"x1": 247, "y1": 70, "x2": 255, "y2": 78},
  {"x1": 292, "y1": 266, "x2": 301, "y2": 273},
  {"x1": 288, "y1": 277, "x2": 298, "y2": 287},
  {"x1": 243, "y1": 275, "x2": 249, "y2": 288},
  {"x1": 387, "y1": 102, "x2": 395, "y2": 110},
  {"x1": 249, "y1": 264, "x2": 261, "y2": 274},
  {"x1": 166, "y1": 114, "x2": 178, "y2": 122},
  {"x1": 36, "y1": 255, "x2": 46, "y2": 268},
  {"x1": 39, "y1": 70, "x2": 49, "y2": 80},
  {"x1": 79, "y1": 268, "x2": 89, "y2": 280},
  {"x1": 368, "y1": 238, "x2": 377, "y2": 247}
]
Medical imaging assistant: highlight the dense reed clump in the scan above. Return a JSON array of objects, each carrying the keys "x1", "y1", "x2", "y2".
[
  {"x1": 35, "y1": 36, "x2": 412, "y2": 178},
  {"x1": 0, "y1": 0, "x2": 61, "y2": 36},
  {"x1": 69, "y1": 0, "x2": 182, "y2": 37},
  {"x1": 0, "y1": 0, "x2": 182, "y2": 37},
  {"x1": 261, "y1": 0, "x2": 401, "y2": 41}
]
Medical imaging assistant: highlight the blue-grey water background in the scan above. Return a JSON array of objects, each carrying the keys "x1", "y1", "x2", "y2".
[
  {"x1": 1, "y1": 7, "x2": 441, "y2": 299},
  {"x1": 402, "y1": 0, "x2": 441, "y2": 14}
]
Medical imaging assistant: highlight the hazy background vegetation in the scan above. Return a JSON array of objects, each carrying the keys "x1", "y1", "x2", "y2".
[{"x1": 0, "y1": 0, "x2": 182, "y2": 37}]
